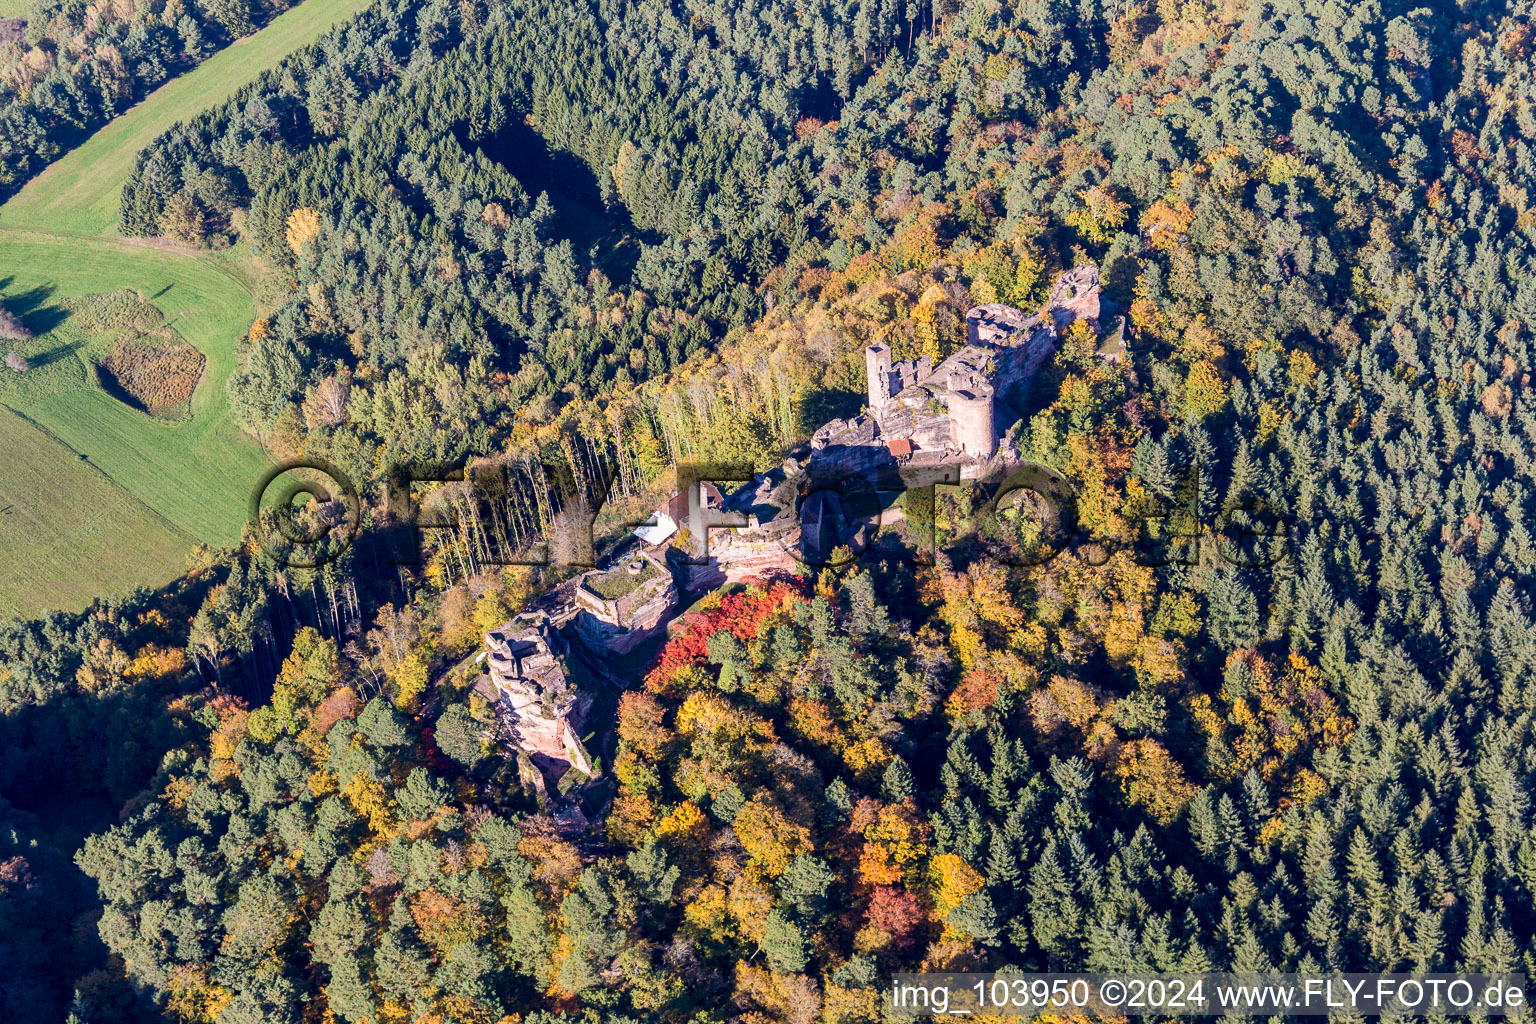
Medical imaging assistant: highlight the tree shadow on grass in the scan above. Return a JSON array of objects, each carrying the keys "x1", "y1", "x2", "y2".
[
  {"x1": 0, "y1": 282, "x2": 69, "y2": 336},
  {"x1": 27, "y1": 338, "x2": 84, "y2": 369}
]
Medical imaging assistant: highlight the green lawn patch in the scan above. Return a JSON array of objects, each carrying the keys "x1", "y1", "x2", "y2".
[
  {"x1": 0, "y1": 406, "x2": 194, "y2": 620},
  {"x1": 0, "y1": 234, "x2": 271, "y2": 607},
  {"x1": 584, "y1": 557, "x2": 663, "y2": 601}
]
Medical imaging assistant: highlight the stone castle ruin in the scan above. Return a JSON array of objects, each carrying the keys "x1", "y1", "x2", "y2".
[
  {"x1": 483, "y1": 618, "x2": 593, "y2": 780},
  {"x1": 807, "y1": 266, "x2": 1104, "y2": 484},
  {"x1": 478, "y1": 267, "x2": 1118, "y2": 799},
  {"x1": 477, "y1": 551, "x2": 676, "y2": 795},
  {"x1": 571, "y1": 549, "x2": 678, "y2": 655}
]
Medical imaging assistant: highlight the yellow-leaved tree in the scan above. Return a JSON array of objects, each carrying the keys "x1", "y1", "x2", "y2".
[
  {"x1": 1113, "y1": 739, "x2": 1199, "y2": 824},
  {"x1": 929, "y1": 852, "x2": 986, "y2": 921},
  {"x1": 286, "y1": 207, "x2": 321, "y2": 254},
  {"x1": 1183, "y1": 359, "x2": 1229, "y2": 419},
  {"x1": 1067, "y1": 185, "x2": 1130, "y2": 245},
  {"x1": 732, "y1": 796, "x2": 812, "y2": 879},
  {"x1": 248, "y1": 628, "x2": 340, "y2": 743}
]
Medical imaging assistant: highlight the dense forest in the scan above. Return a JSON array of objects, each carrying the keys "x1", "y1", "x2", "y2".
[
  {"x1": 2, "y1": 0, "x2": 1536, "y2": 1019},
  {"x1": 0, "y1": 0, "x2": 302, "y2": 198},
  {"x1": 114, "y1": 0, "x2": 1069, "y2": 475}
]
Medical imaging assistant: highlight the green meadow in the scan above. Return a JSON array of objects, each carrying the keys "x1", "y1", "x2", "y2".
[
  {"x1": 0, "y1": 236, "x2": 272, "y2": 617},
  {"x1": 0, "y1": 407, "x2": 194, "y2": 620},
  {"x1": 0, "y1": 0, "x2": 375, "y2": 615}
]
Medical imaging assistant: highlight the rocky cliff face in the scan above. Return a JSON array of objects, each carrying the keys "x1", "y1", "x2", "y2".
[
  {"x1": 1045, "y1": 265, "x2": 1101, "y2": 326},
  {"x1": 483, "y1": 619, "x2": 593, "y2": 775},
  {"x1": 571, "y1": 556, "x2": 679, "y2": 656}
]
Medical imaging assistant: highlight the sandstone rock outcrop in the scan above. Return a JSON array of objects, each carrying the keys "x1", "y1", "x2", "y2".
[
  {"x1": 571, "y1": 551, "x2": 678, "y2": 656},
  {"x1": 483, "y1": 618, "x2": 592, "y2": 775}
]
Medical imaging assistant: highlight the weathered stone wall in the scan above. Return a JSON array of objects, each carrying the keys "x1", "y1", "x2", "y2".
[
  {"x1": 571, "y1": 569, "x2": 678, "y2": 656},
  {"x1": 991, "y1": 328, "x2": 1057, "y2": 405},
  {"x1": 615, "y1": 573, "x2": 677, "y2": 629},
  {"x1": 483, "y1": 619, "x2": 592, "y2": 780}
]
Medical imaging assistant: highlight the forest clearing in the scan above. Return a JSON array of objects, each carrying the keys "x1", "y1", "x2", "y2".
[{"x1": 0, "y1": 233, "x2": 268, "y2": 613}]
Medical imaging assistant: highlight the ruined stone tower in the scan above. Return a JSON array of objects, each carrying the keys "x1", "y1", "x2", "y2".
[
  {"x1": 948, "y1": 377, "x2": 996, "y2": 458},
  {"x1": 866, "y1": 343, "x2": 892, "y2": 412},
  {"x1": 803, "y1": 265, "x2": 1103, "y2": 484}
]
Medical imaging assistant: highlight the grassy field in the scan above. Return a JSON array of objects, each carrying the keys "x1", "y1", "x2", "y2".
[
  {"x1": 0, "y1": 0, "x2": 374, "y2": 237},
  {"x1": 0, "y1": 0, "x2": 28, "y2": 19},
  {"x1": 0, "y1": 234, "x2": 272, "y2": 554},
  {"x1": 0, "y1": 408, "x2": 195, "y2": 620},
  {"x1": 0, "y1": 236, "x2": 267, "y2": 617},
  {"x1": 0, "y1": 0, "x2": 378, "y2": 615}
]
